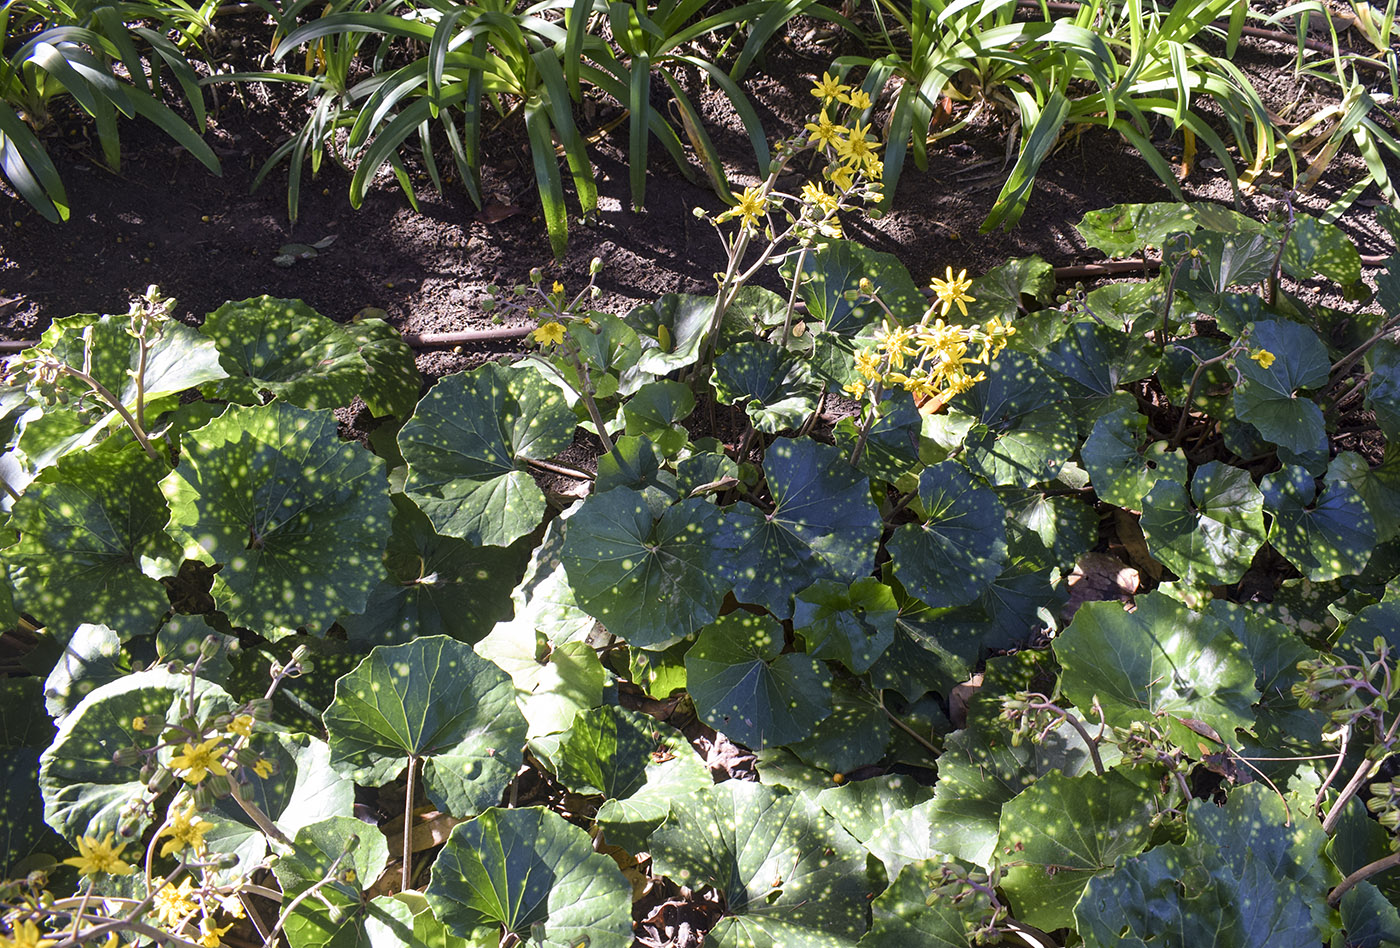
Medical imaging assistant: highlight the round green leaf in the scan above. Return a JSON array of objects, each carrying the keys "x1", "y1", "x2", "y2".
[
  {"x1": 623, "y1": 379, "x2": 696, "y2": 456},
  {"x1": 785, "y1": 239, "x2": 926, "y2": 333},
  {"x1": 561, "y1": 488, "x2": 726, "y2": 647},
  {"x1": 1140, "y1": 460, "x2": 1267, "y2": 586},
  {"x1": 6, "y1": 439, "x2": 177, "y2": 643},
  {"x1": 712, "y1": 341, "x2": 822, "y2": 434},
  {"x1": 995, "y1": 769, "x2": 1156, "y2": 931},
  {"x1": 651, "y1": 781, "x2": 872, "y2": 947},
  {"x1": 1281, "y1": 214, "x2": 1361, "y2": 286},
  {"x1": 425, "y1": 807, "x2": 633, "y2": 948},
  {"x1": 934, "y1": 351, "x2": 1076, "y2": 489},
  {"x1": 40, "y1": 668, "x2": 233, "y2": 840},
  {"x1": 794, "y1": 577, "x2": 897, "y2": 674},
  {"x1": 1076, "y1": 785, "x2": 1331, "y2": 948},
  {"x1": 1263, "y1": 466, "x2": 1375, "y2": 582},
  {"x1": 399, "y1": 362, "x2": 577, "y2": 547},
  {"x1": 349, "y1": 317, "x2": 423, "y2": 421},
  {"x1": 716, "y1": 438, "x2": 883, "y2": 619},
  {"x1": 785, "y1": 677, "x2": 889, "y2": 775},
  {"x1": 888, "y1": 461, "x2": 1007, "y2": 610},
  {"x1": 201, "y1": 296, "x2": 369, "y2": 410},
  {"x1": 162, "y1": 402, "x2": 391, "y2": 632},
  {"x1": 44, "y1": 623, "x2": 124, "y2": 723},
  {"x1": 1055, "y1": 591, "x2": 1260, "y2": 741},
  {"x1": 595, "y1": 730, "x2": 713, "y2": 853},
  {"x1": 1232, "y1": 320, "x2": 1330, "y2": 454},
  {"x1": 1043, "y1": 321, "x2": 1160, "y2": 399},
  {"x1": 624, "y1": 293, "x2": 717, "y2": 376},
  {"x1": 685, "y1": 611, "x2": 831, "y2": 750},
  {"x1": 340, "y1": 494, "x2": 531, "y2": 647},
  {"x1": 555, "y1": 705, "x2": 659, "y2": 798},
  {"x1": 1365, "y1": 339, "x2": 1400, "y2": 444},
  {"x1": 323, "y1": 636, "x2": 525, "y2": 818},
  {"x1": 1082, "y1": 405, "x2": 1187, "y2": 509}
]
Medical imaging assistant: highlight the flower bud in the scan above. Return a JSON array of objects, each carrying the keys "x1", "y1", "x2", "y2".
[
  {"x1": 529, "y1": 267, "x2": 543, "y2": 284},
  {"x1": 249, "y1": 698, "x2": 274, "y2": 722},
  {"x1": 589, "y1": 257, "x2": 603, "y2": 275},
  {"x1": 200, "y1": 635, "x2": 223, "y2": 662},
  {"x1": 112, "y1": 746, "x2": 142, "y2": 768}
]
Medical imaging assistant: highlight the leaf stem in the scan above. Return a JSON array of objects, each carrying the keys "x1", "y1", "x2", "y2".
[
  {"x1": 879, "y1": 692, "x2": 940, "y2": 757},
  {"x1": 1330, "y1": 313, "x2": 1400, "y2": 383},
  {"x1": 54, "y1": 364, "x2": 162, "y2": 463},
  {"x1": 1169, "y1": 348, "x2": 1235, "y2": 450},
  {"x1": 402, "y1": 755, "x2": 418, "y2": 892},
  {"x1": 1330, "y1": 850, "x2": 1400, "y2": 907},
  {"x1": 777, "y1": 244, "x2": 810, "y2": 349}
]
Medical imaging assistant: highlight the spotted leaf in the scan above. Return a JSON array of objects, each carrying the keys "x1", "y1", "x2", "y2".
[
  {"x1": 716, "y1": 438, "x2": 882, "y2": 620},
  {"x1": 561, "y1": 488, "x2": 726, "y2": 647},
  {"x1": 651, "y1": 781, "x2": 872, "y2": 947},
  {"x1": 323, "y1": 636, "x2": 525, "y2": 819},
  {"x1": 684, "y1": 611, "x2": 831, "y2": 750},
  {"x1": 399, "y1": 361, "x2": 576, "y2": 547},
  {"x1": 887, "y1": 460, "x2": 1007, "y2": 610},
  {"x1": 6, "y1": 439, "x2": 178, "y2": 643},
  {"x1": 426, "y1": 807, "x2": 633, "y2": 948},
  {"x1": 161, "y1": 402, "x2": 391, "y2": 632}
]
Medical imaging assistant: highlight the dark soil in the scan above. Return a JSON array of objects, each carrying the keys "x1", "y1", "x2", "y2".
[{"x1": 3, "y1": 11, "x2": 1395, "y2": 384}]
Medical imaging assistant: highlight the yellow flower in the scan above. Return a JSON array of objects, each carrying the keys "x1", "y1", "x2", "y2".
[
  {"x1": 62, "y1": 833, "x2": 136, "y2": 878},
  {"x1": 197, "y1": 918, "x2": 233, "y2": 948},
  {"x1": 731, "y1": 185, "x2": 768, "y2": 230},
  {"x1": 159, "y1": 803, "x2": 210, "y2": 858},
  {"x1": 151, "y1": 877, "x2": 199, "y2": 928},
  {"x1": 876, "y1": 325, "x2": 917, "y2": 370},
  {"x1": 131, "y1": 716, "x2": 147, "y2": 732},
  {"x1": 1250, "y1": 348, "x2": 1276, "y2": 369},
  {"x1": 531, "y1": 321, "x2": 567, "y2": 347},
  {"x1": 170, "y1": 737, "x2": 229, "y2": 786},
  {"x1": 843, "y1": 379, "x2": 866, "y2": 399},
  {"x1": 252, "y1": 756, "x2": 275, "y2": 779},
  {"x1": 1, "y1": 920, "x2": 54, "y2": 948},
  {"x1": 929, "y1": 266, "x2": 976, "y2": 318},
  {"x1": 842, "y1": 88, "x2": 873, "y2": 110},
  {"x1": 801, "y1": 182, "x2": 840, "y2": 217},
  {"x1": 226, "y1": 715, "x2": 254, "y2": 739},
  {"x1": 854, "y1": 347, "x2": 882, "y2": 381},
  {"x1": 827, "y1": 163, "x2": 855, "y2": 192},
  {"x1": 810, "y1": 72, "x2": 851, "y2": 103},
  {"x1": 803, "y1": 112, "x2": 843, "y2": 151},
  {"x1": 835, "y1": 122, "x2": 880, "y2": 167},
  {"x1": 551, "y1": 281, "x2": 564, "y2": 296}
]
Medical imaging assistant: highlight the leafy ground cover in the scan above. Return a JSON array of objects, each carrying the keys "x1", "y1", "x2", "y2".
[{"x1": 5, "y1": 2, "x2": 1400, "y2": 947}]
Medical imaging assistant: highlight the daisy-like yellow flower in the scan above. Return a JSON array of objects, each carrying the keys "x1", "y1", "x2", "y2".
[
  {"x1": 836, "y1": 122, "x2": 881, "y2": 168},
  {"x1": 810, "y1": 72, "x2": 851, "y2": 103},
  {"x1": 803, "y1": 111, "x2": 843, "y2": 151},
  {"x1": 151, "y1": 877, "x2": 199, "y2": 928},
  {"x1": 159, "y1": 803, "x2": 210, "y2": 858},
  {"x1": 63, "y1": 833, "x2": 136, "y2": 878},
  {"x1": 843, "y1": 379, "x2": 866, "y2": 399},
  {"x1": 801, "y1": 182, "x2": 841, "y2": 217},
  {"x1": 854, "y1": 347, "x2": 882, "y2": 381},
  {"x1": 842, "y1": 88, "x2": 873, "y2": 110},
  {"x1": 730, "y1": 185, "x2": 768, "y2": 230},
  {"x1": 929, "y1": 266, "x2": 976, "y2": 318},
  {"x1": 876, "y1": 325, "x2": 917, "y2": 370},
  {"x1": 226, "y1": 715, "x2": 254, "y2": 739},
  {"x1": 551, "y1": 281, "x2": 565, "y2": 296},
  {"x1": 252, "y1": 756, "x2": 275, "y2": 779},
  {"x1": 531, "y1": 320, "x2": 567, "y2": 347},
  {"x1": 827, "y1": 163, "x2": 856, "y2": 192},
  {"x1": 131, "y1": 716, "x2": 147, "y2": 732},
  {"x1": 169, "y1": 737, "x2": 229, "y2": 787},
  {"x1": 196, "y1": 918, "x2": 233, "y2": 948},
  {"x1": 1249, "y1": 348, "x2": 1276, "y2": 369},
  {"x1": 1, "y1": 920, "x2": 54, "y2": 948}
]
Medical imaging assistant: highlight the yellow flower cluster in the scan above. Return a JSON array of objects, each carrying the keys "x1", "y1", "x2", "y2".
[
  {"x1": 845, "y1": 268, "x2": 1013, "y2": 404},
  {"x1": 804, "y1": 73, "x2": 882, "y2": 193}
]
